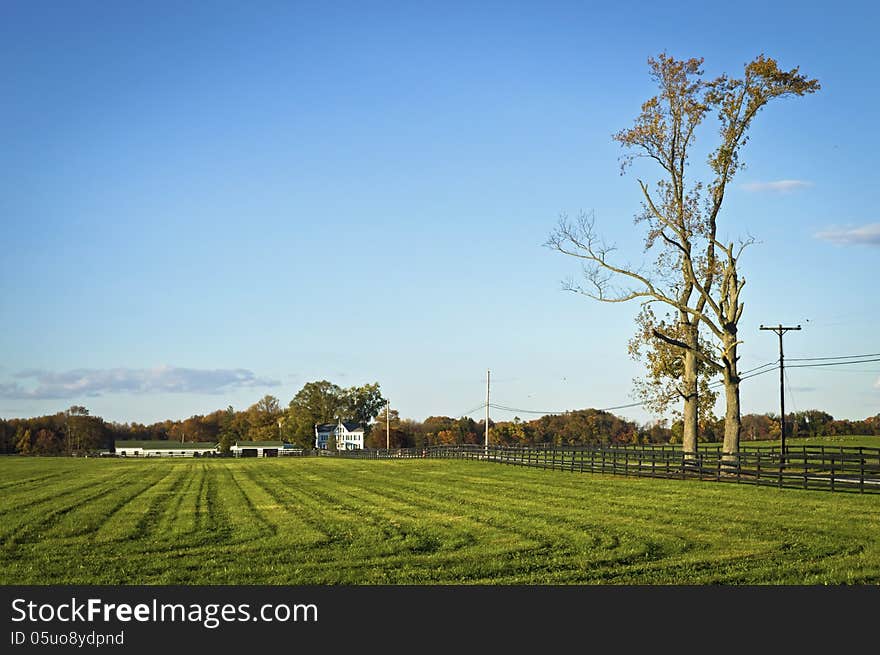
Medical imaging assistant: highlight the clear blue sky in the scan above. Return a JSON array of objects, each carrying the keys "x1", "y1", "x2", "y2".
[{"x1": 1, "y1": 1, "x2": 877, "y2": 426}]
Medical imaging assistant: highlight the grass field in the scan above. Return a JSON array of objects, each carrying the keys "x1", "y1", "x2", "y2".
[
  {"x1": 669, "y1": 435, "x2": 880, "y2": 450},
  {"x1": 743, "y1": 435, "x2": 880, "y2": 449},
  {"x1": 1, "y1": 457, "x2": 878, "y2": 585}
]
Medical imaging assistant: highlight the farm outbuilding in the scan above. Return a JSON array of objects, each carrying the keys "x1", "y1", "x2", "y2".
[
  {"x1": 114, "y1": 440, "x2": 219, "y2": 457},
  {"x1": 230, "y1": 440, "x2": 295, "y2": 457}
]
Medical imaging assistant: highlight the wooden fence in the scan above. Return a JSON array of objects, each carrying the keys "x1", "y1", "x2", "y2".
[{"x1": 330, "y1": 443, "x2": 880, "y2": 493}]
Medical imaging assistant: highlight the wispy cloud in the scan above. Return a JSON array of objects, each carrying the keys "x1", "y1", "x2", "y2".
[
  {"x1": 815, "y1": 223, "x2": 880, "y2": 247},
  {"x1": 0, "y1": 366, "x2": 280, "y2": 400},
  {"x1": 741, "y1": 179, "x2": 812, "y2": 193},
  {"x1": 874, "y1": 377, "x2": 880, "y2": 390}
]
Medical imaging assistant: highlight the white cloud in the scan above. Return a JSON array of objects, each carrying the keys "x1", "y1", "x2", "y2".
[
  {"x1": 875, "y1": 377, "x2": 880, "y2": 389},
  {"x1": 741, "y1": 180, "x2": 812, "y2": 193},
  {"x1": 815, "y1": 223, "x2": 880, "y2": 247},
  {"x1": 0, "y1": 366, "x2": 280, "y2": 400}
]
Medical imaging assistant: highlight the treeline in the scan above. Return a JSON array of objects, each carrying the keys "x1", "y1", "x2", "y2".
[
  {"x1": 371, "y1": 409, "x2": 645, "y2": 449},
  {"x1": 1, "y1": 381, "x2": 878, "y2": 455},
  {"x1": 0, "y1": 380, "x2": 387, "y2": 455}
]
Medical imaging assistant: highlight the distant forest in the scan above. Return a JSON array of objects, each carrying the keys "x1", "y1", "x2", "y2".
[{"x1": 2, "y1": 380, "x2": 878, "y2": 455}]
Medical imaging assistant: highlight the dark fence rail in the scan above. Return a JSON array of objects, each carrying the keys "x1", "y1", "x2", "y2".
[{"x1": 327, "y1": 443, "x2": 880, "y2": 493}]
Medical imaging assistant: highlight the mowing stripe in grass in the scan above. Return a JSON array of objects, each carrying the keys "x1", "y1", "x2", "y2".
[
  {"x1": 236, "y1": 463, "x2": 354, "y2": 547},
  {"x1": 91, "y1": 462, "x2": 189, "y2": 545},
  {"x1": 0, "y1": 466, "x2": 148, "y2": 547},
  {"x1": 39, "y1": 465, "x2": 175, "y2": 541},
  {"x1": 210, "y1": 462, "x2": 278, "y2": 543},
  {"x1": 2, "y1": 458, "x2": 879, "y2": 585}
]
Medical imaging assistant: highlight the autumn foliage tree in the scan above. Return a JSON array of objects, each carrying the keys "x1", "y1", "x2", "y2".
[
  {"x1": 548, "y1": 53, "x2": 819, "y2": 456},
  {"x1": 628, "y1": 306, "x2": 718, "y2": 436}
]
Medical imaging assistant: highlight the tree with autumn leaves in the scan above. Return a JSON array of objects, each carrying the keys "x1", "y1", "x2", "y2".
[{"x1": 548, "y1": 53, "x2": 819, "y2": 456}]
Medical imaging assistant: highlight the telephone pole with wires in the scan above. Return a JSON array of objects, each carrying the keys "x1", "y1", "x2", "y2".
[
  {"x1": 485, "y1": 370, "x2": 490, "y2": 455},
  {"x1": 759, "y1": 324, "x2": 802, "y2": 456}
]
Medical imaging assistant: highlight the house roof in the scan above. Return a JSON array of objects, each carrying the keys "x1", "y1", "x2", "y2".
[
  {"x1": 315, "y1": 422, "x2": 365, "y2": 433},
  {"x1": 115, "y1": 440, "x2": 218, "y2": 450},
  {"x1": 232, "y1": 441, "x2": 284, "y2": 448}
]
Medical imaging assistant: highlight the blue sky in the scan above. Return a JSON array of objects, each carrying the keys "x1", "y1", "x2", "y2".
[{"x1": 1, "y1": 1, "x2": 878, "y2": 426}]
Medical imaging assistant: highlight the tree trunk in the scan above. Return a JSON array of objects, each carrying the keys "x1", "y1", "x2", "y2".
[
  {"x1": 681, "y1": 323, "x2": 699, "y2": 458},
  {"x1": 721, "y1": 336, "x2": 741, "y2": 461}
]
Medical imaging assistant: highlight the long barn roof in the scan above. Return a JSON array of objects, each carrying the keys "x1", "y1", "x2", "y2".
[{"x1": 114, "y1": 440, "x2": 218, "y2": 450}]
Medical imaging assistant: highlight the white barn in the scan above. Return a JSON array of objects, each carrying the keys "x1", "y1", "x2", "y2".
[
  {"x1": 115, "y1": 440, "x2": 218, "y2": 457},
  {"x1": 315, "y1": 421, "x2": 365, "y2": 450},
  {"x1": 230, "y1": 440, "x2": 294, "y2": 457}
]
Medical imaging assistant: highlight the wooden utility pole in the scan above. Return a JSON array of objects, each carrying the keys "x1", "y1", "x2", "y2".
[
  {"x1": 760, "y1": 324, "x2": 801, "y2": 456},
  {"x1": 386, "y1": 401, "x2": 390, "y2": 450},
  {"x1": 485, "y1": 369, "x2": 490, "y2": 454}
]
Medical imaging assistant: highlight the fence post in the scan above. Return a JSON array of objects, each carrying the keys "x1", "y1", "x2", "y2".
[
  {"x1": 803, "y1": 447, "x2": 808, "y2": 490},
  {"x1": 860, "y1": 450, "x2": 865, "y2": 494},
  {"x1": 830, "y1": 457, "x2": 835, "y2": 492},
  {"x1": 778, "y1": 451, "x2": 784, "y2": 489}
]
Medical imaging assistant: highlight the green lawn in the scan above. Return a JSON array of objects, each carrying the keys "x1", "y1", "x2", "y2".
[
  {"x1": 744, "y1": 435, "x2": 880, "y2": 449},
  {"x1": 678, "y1": 435, "x2": 880, "y2": 450},
  {"x1": 1, "y1": 456, "x2": 878, "y2": 584}
]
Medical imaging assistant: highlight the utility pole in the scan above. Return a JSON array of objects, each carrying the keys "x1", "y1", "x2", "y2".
[
  {"x1": 386, "y1": 401, "x2": 390, "y2": 451},
  {"x1": 485, "y1": 369, "x2": 490, "y2": 454},
  {"x1": 759, "y1": 324, "x2": 801, "y2": 456}
]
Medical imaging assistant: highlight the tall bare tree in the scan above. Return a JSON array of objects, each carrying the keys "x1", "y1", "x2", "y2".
[
  {"x1": 548, "y1": 54, "x2": 711, "y2": 455},
  {"x1": 684, "y1": 55, "x2": 819, "y2": 456},
  {"x1": 547, "y1": 53, "x2": 819, "y2": 457}
]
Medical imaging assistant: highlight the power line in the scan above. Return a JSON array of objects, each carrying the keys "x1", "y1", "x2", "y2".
[
  {"x1": 739, "y1": 360, "x2": 781, "y2": 375},
  {"x1": 796, "y1": 368, "x2": 880, "y2": 374},
  {"x1": 787, "y1": 357, "x2": 880, "y2": 369},
  {"x1": 489, "y1": 403, "x2": 560, "y2": 415},
  {"x1": 732, "y1": 366, "x2": 780, "y2": 383},
  {"x1": 487, "y1": 361, "x2": 780, "y2": 417},
  {"x1": 453, "y1": 403, "x2": 488, "y2": 418},
  {"x1": 477, "y1": 350, "x2": 877, "y2": 421},
  {"x1": 786, "y1": 352, "x2": 880, "y2": 362}
]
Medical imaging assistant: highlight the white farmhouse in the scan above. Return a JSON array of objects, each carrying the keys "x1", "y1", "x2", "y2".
[{"x1": 315, "y1": 421, "x2": 365, "y2": 450}]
